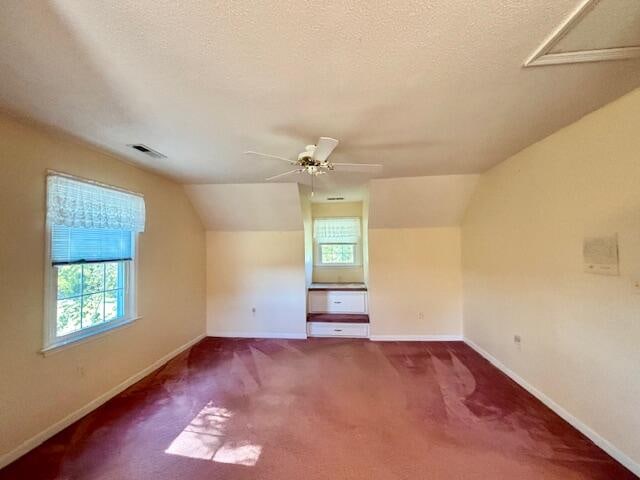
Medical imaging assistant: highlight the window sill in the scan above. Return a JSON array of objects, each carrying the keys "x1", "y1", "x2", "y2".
[
  {"x1": 40, "y1": 316, "x2": 142, "y2": 357},
  {"x1": 314, "y1": 264, "x2": 362, "y2": 268}
]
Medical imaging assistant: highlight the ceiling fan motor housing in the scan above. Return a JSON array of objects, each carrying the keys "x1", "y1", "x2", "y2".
[
  {"x1": 248, "y1": 136, "x2": 379, "y2": 180},
  {"x1": 298, "y1": 145, "x2": 316, "y2": 162},
  {"x1": 298, "y1": 152, "x2": 314, "y2": 163}
]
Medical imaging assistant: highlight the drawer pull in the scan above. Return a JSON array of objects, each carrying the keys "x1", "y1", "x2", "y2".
[
  {"x1": 333, "y1": 301, "x2": 342, "y2": 304},
  {"x1": 334, "y1": 329, "x2": 343, "y2": 332}
]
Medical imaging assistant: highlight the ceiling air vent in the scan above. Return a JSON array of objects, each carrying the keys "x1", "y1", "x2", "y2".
[{"x1": 128, "y1": 144, "x2": 166, "y2": 159}]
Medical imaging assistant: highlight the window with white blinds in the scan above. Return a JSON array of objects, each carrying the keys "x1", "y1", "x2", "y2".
[
  {"x1": 43, "y1": 174, "x2": 145, "y2": 352},
  {"x1": 313, "y1": 217, "x2": 361, "y2": 266}
]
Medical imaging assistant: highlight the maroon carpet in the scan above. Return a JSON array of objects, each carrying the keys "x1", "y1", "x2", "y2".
[{"x1": 1, "y1": 338, "x2": 635, "y2": 479}]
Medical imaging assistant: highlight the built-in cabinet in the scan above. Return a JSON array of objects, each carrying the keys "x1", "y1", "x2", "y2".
[
  {"x1": 306, "y1": 285, "x2": 369, "y2": 338},
  {"x1": 308, "y1": 290, "x2": 368, "y2": 314},
  {"x1": 307, "y1": 321, "x2": 369, "y2": 337}
]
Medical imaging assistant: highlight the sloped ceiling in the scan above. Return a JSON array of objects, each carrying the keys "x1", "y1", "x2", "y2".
[
  {"x1": 0, "y1": 0, "x2": 639, "y2": 191},
  {"x1": 184, "y1": 183, "x2": 303, "y2": 231},
  {"x1": 369, "y1": 175, "x2": 480, "y2": 228}
]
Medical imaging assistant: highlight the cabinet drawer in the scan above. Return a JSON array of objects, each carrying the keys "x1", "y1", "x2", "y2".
[
  {"x1": 308, "y1": 291, "x2": 367, "y2": 313},
  {"x1": 307, "y1": 322, "x2": 369, "y2": 338}
]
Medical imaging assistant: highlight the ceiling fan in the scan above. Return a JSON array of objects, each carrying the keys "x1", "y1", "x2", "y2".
[{"x1": 245, "y1": 137, "x2": 382, "y2": 181}]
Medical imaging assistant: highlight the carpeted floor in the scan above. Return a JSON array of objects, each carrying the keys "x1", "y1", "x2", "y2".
[{"x1": 1, "y1": 338, "x2": 636, "y2": 479}]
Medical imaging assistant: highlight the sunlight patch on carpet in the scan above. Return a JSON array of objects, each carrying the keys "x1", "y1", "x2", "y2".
[{"x1": 165, "y1": 402, "x2": 262, "y2": 466}]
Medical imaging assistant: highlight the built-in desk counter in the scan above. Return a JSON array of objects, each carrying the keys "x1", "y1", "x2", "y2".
[
  {"x1": 308, "y1": 283, "x2": 367, "y2": 292},
  {"x1": 307, "y1": 283, "x2": 369, "y2": 338}
]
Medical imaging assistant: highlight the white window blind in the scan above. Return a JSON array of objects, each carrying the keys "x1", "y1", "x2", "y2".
[
  {"x1": 47, "y1": 175, "x2": 145, "y2": 265},
  {"x1": 313, "y1": 217, "x2": 361, "y2": 244},
  {"x1": 51, "y1": 226, "x2": 133, "y2": 265}
]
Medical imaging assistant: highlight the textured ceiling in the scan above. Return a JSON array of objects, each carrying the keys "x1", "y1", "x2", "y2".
[{"x1": 1, "y1": 0, "x2": 639, "y2": 191}]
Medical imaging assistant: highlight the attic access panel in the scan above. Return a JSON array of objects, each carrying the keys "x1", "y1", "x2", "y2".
[{"x1": 525, "y1": 0, "x2": 640, "y2": 66}]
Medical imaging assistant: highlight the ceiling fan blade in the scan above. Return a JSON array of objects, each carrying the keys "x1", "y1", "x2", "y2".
[
  {"x1": 340, "y1": 140, "x2": 437, "y2": 151},
  {"x1": 244, "y1": 151, "x2": 297, "y2": 165},
  {"x1": 332, "y1": 162, "x2": 383, "y2": 172},
  {"x1": 265, "y1": 169, "x2": 302, "y2": 181},
  {"x1": 313, "y1": 137, "x2": 339, "y2": 162}
]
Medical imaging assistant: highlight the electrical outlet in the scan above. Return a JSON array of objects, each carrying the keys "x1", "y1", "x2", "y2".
[
  {"x1": 418, "y1": 312, "x2": 424, "y2": 320},
  {"x1": 76, "y1": 365, "x2": 86, "y2": 377},
  {"x1": 514, "y1": 335, "x2": 521, "y2": 344},
  {"x1": 251, "y1": 307, "x2": 256, "y2": 315}
]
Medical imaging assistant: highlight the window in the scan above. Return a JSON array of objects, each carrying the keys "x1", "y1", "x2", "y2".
[
  {"x1": 43, "y1": 174, "x2": 145, "y2": 352},
  {"x1": 55, "y1": 261, "x2": 127, "y2": 336},
  {"x1": 319, "y1": 244, "x2": 356, "y2": 265},
  {"x1": 313, "y1": 217, "x2": 361, "y2": 266}
]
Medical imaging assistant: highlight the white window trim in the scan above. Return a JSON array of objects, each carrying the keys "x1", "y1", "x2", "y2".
[{"x1": 41, "y1": 219, "x2": 140, "y2": 355}]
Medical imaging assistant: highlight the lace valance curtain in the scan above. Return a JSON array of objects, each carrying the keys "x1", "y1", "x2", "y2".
[
  {"x1": 313, "y1": 217, "x2": 361, "y2": 244},
  {"x1": 47, "y1": 175, "x2": 145, "y2": 232},
  {"x1": 47, "y1": 175, "x2": 145, "y2": 265}
]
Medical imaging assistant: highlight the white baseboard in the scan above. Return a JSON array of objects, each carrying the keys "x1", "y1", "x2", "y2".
[
  {"x1": 464, "y1": 337, "x2": 640, "y2": 477},
  {"x1": 0, "y1": 333, "x2": 206, "y2": 470},
  {"x1": 369, "y1": 334, "x2": 463, "y2": 341},
  {"x1": 207, "y1": 332, "x2": 307, "y2": 340},
  {"x1": 208, "y1": 332, "x2": 461, "y2": 342}
]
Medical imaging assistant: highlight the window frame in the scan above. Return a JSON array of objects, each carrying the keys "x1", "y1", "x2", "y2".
[
  {"x1": 313, "y1": 216, "x2": 363, "y2": 268},
  {"x1": 318, "y1": 243, "x2": 358, "y2": 266},
  {"x1": 42, "y1": 220, "x2": 139, "y2": 355}
]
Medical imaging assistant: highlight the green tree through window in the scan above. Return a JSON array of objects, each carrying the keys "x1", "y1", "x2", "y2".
[
  {"x1": 56, "y1": 262, "x2": 125, "y2": 336},
  {"x1": 320, "y1": 244, "x2": 356, "y2": 265}
]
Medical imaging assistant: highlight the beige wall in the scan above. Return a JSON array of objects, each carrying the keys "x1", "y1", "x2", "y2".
[
  {"x1": 369, "y1": 175, "x2": 479, "y2": 228},
  {"x1": 300, "y1": 186, "x2": 314, "y2": 287},
  {"x1": 185, "y1": 183, "x2": 303, "y2": 231},
  {"x1": 462, "y1": 88, "x2": 640, "y2": 468},
  {"x1": 311, "y1": 201, "x2": 364, "y2": 283},
  {"x1": 0, "y1": 114, "x2": 206, "y2": 459},
  {"x1": 368, "y1": 227, "x2": 463, "y2": 338},
  {"x1": 206, "y1": 231, "x2": 306, "y2": 337},
  {"x1": 362, "y1": 194, "x2": 370, "y2": 284}
]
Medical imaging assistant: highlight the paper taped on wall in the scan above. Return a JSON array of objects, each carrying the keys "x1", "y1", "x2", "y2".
[{"x1": 583, "y1": 234, "x2": 619, "y2": 276}]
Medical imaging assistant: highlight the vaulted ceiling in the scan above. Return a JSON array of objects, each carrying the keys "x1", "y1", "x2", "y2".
[{"x1": 1, "y1": 0, "x2": 639, "y2": 193}]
